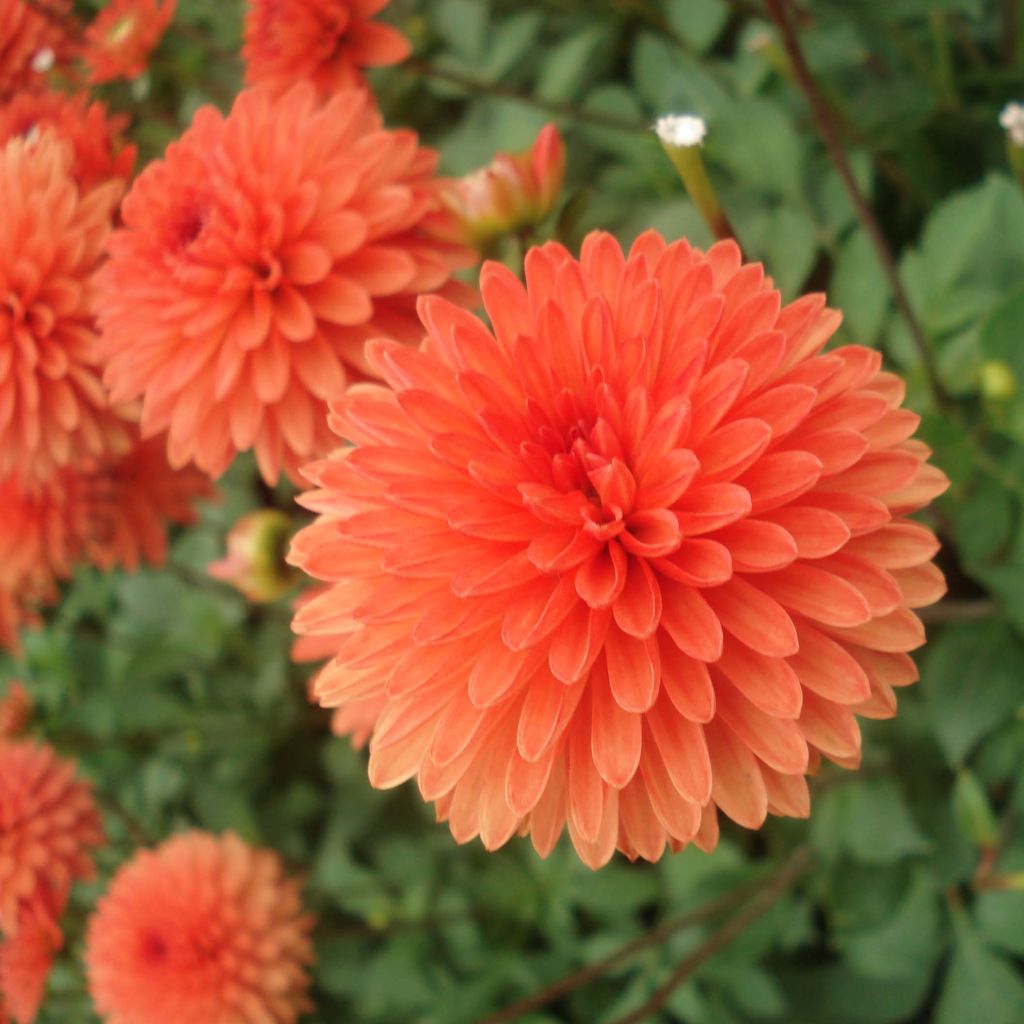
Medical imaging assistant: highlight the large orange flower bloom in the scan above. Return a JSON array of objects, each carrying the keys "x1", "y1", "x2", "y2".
[
  {"x1": 0, "y1": 89, "x2": 136, "y2": 190},
  {"x1": 0, "y1": 131, "x2": 130, "y2": 485},
  {"x1": 243, "y1": 0, "x2": 410, "y2": 96},
  {"x1": 0, "y1": 430, "x2": 214, "y2": 653},
  {"x1": 0, "y1": 0, "x2": 73, "y2": 99},
  {"x1": 82, "y1": 0, "x2": 176, "y2": 85},
  {"x1": 0, "y1": 739, "x2": 103, "y2": 934},
  {"x1": 290, "y1": 231, "x2": 949, "y2": 868},
  {"x1": 86, "y1": 831, "x2": 315, "y2": 1024},
  {"x1": 97, "y1": 84, "x2": 473, "y2": 484}
]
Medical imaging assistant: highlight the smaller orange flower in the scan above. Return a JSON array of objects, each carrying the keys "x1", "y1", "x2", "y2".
[
  {"x1": 0, "y1": 0, "x2": 74, "y2": 99},
  {"x1": 87, "y1": 831, "x2": 315, "y2": 1024},
  {"x1": 209, "y1": 510, "x2": 296, "y2": 603},
  {"x1": 0, "y1": 739, "x2": 103, "y2": 936},
  {"x1": 0, "y1": 89, "x2": 136, "y2": 190},
  {"x1": 0, "y1": 683, "x2": 30, "y2": 739},
  {"x1": 243, "y1": 0, "x2": 411, "y2": 96},
  {"x1": 82, "y1": 0, "x2": 176, "y2": 84},
  {"x1": 440, "y1": 124, "x2": 566, "y2": 249}
]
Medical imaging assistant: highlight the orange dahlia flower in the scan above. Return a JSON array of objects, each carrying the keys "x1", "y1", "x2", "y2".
[
  {"x1": 86, "y1": 831, "x2": 315, "y2": 1024},
  {"x1": 0, "y1": 897, "x2": 62, "y2": 1024},
  {"x1": 0, "y1": 683, "x2": 31, "y2": 739},
  {"x1": 0, "y1": 131, "x2": 131, "y2": 485},
  {"x1": 243, "y1": 0, "x2": 411, "y2": 96},
  {"x1": 0, "y1": 739, "x2": 103, "y2": 934},
  {"x1": 0, "y1": 0, "x2": 73, "y2": 99},
  {"x1": 0, "y1": 431, "x2": 214, "y2": 652},
  {"x1": 97, "y1": 84, "x2": 473, "y2": 484},
  {"x1": 82, "y1": 0, "x2": 176, "y2": 85},
  {"x1": 0, "y1": 89, "x2": 136, "y2": 190},
  {"x1": 290, "y1": 230, "x2": 949, "y2": 868}
]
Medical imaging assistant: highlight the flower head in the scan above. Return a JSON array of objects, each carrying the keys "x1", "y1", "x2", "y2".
[
  {"x1": 440, "y1": 124, "x2": 566, "y2": 250},
  {"x1": 1000, "y1": 101, "x2": 1024, "y2": 146},
  {"x1": 0, "y1": 739, "x2": 103, "y2": 934},
  {"x1": 243, "y1": 0, "x2": 410, "y2": 96},
  {"x1": 0, "y1": 683, "x2": 31, "y2": 739},
  {"x1": 0, "y1": 431, "x2": 214, "y2": 652},
  {"x1": 0, "y1": 897, "x2": 62, "y2": 1024},
  {"x1": 290, "y1": 230, "x2": 949, "y2": 868},
  {"x1": 86, "y1": 831, "x2": 315, "y2": 1024},
  {"x1": 0, "y1": 0, "x2": 73, "y2": 99},
  {"x1": 0, "y1": 89, "x2": 136, "y2": 190},
  {"x1": 209, "y1": 509, "x2": 296, "y2": 602},
  {"x1": 97, "y1": 84, "x2": 473, "y2": 484},
  {"x1": 0, "y1": 131, "x2": 130, "y2": 485},
  {"x1": 82, "y1": 0, "x2": 176, "y2": 84}
]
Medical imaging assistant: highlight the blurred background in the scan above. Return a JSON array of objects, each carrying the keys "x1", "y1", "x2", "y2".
[{"x1": 7, "y1": 0, "x2": 1024, "y2": 1021}]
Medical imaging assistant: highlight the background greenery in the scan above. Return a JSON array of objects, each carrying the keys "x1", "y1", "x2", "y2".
[{"x1": 8, "y1": 0, "x2": 1024, "y2": 1020}]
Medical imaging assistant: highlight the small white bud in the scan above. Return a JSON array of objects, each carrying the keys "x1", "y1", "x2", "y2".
[
  {"x1": 654, "y1": 114, "x2": 707, "y2": 149},
  {"x1": 31, "y1": 48, "x2": 55, "y2": 73},
  {"x1": 1000, "y1": 102, "x2": 1024, "y2": 147}
]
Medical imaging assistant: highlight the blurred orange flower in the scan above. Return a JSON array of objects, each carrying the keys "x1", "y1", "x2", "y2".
[
  {"x1": 82, "y1": 0, "x2": 176, "y2": 84},
  {"x1": 290, "y1": 230, "x2": 949, "y2": 868},
  {"x1": 0, "y1": 898, "x2": 62, "y2": 1024},
  {"x1": 0, "y1": 132, "x2": 130, "y2": 486},
  {"x1": 87, "y1": 831, "x2": 315, "y2": 1024},
  {"x1": 243, "y1": 0, "x2": 410, "y2": 96},
  {"x1": 0, "y1": 0, "x2": 74, "y2": 99},
  {"x1": 441, "y1": 124, "x2": 566, "y2": 248},
  {"x1": 0, "y1": 739, "x2": 103, "y2": 935},
  {"x1": 97, "y1": 84, "x2": 473, "y2": 484},
  {"x1": 0, "y1": 89, "x2": 136, "y2": 190}
]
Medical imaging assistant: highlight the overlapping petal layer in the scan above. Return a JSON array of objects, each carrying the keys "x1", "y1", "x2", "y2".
[
  {"x1": 290, "y1": 230, "x2": 949, "y2": 868},
  {"x1": 0, "y1": 132, "x2": 130, "y2": 484},
  {"x1": 97, "y1": 84, "x2": 473, "y2": 484},
  {"x1": 86, "y1": 831, "x2": 315, "y2": 1024},
  {"x1": 0, "y1": 89, "x2": 136, "y2": 190},
  {"x1": 243, "y1": 0, "x2": 410, "y2": 96}
]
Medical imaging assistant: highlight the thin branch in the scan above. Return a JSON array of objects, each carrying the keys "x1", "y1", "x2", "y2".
[
  {"x1": 919, "y1": 599, "x2": 998, "y2": 625},
  {"x1": 609, "y1": 845, "x2": 815, "y2": 1024},
  {"x1": 95, "y1": 789, "x2": 154, "y2": 847},
  {"x1": 475, "y1": 874, "x2": 767, "y2": 1024},
  {"x1": 400, "y1": 59, "x2": 649, "y2": 135},
  {"x1": 763, "y1": 0, "x2": 952, "y2": 412}
]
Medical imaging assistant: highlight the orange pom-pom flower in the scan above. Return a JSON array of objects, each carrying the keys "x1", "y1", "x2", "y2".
[
  {"x1": 243, "y1": 0, "x2": 410, "y2": 96},
  {"x1": 97, "y1": 84, "x2": 473, "y2": 484},
  {"x1": 0, "y1": 898, "x2": 63, "y2": 1024},
  {"x1": 0, "y1": 132, "x2": 130, "y2": 485},
  {"x1": 82, "y1": 0, "x2": 176, "y2": 84},
  {"x1": 0, "y1": 89, "x2": 136, "y2": 190},
  {"x1": 290, "y1": 230, "x2": 949, "y2": 868},
  {"x1": 86, "y1": 831, "x2": 315, "y2": 1024},
  {"x1": 0, "y1": 739, "x2": 103, "y2": 934}
]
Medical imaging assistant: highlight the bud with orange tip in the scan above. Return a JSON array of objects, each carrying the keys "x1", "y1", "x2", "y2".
[
  {"x1": 209, "y1": 510, "x2": 296, "y2": 604},
  {"x1": 440, "y1": 123, "x2": 566, "y2": 249},
  {"x1": 0, "y1": 682, "x2": 31, "y2": 739}
]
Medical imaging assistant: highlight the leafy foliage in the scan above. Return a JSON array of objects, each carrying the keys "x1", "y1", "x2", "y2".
[{"x1": 8, "y1": 0, "x2": 1024, "y2": 1020}]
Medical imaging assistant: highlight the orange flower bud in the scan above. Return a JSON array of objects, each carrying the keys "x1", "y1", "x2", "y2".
[
  {"x1": 441, "y1": 124, "x2": 566, "y2": 248},
  {"x1": 208, "y1": 510, "x2": 295, "y2": 603}
]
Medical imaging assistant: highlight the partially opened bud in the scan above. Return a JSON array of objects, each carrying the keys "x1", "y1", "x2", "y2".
[
  {"x1": 441, "y1": 124, "x2": 566, "y2": 248},
  {"x1": 0, "y1": 682, "x2": 31, "y2": 739},
  {"x1": 655, "y1": 113, "x2": 734, "y2": 241},
  {"x1": 209, "y1": 510, "x2": 295, "y2": 603},
  {"x1": 1000, "y1": 102, "x2": 1024, "y2": 187}
]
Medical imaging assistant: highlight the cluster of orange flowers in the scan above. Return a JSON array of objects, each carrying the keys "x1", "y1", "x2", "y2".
[{"x1": 1, "y1": 0, "x2": 952, "y2": 1018}]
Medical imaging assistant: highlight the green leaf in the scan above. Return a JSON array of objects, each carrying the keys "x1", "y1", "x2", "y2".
[
  {"x1": 935, "y1": 914, "x2": 1024, "y2": 1024},
  {"x1": 831, "y1": 229, "x2": 891, "y2": 345},
  {"x1": 922, "y1": 621, "x2": 1024, "y2": 765},
  {"x1": 664, "y1": 0, "x2": 729, "y2": 52}
]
